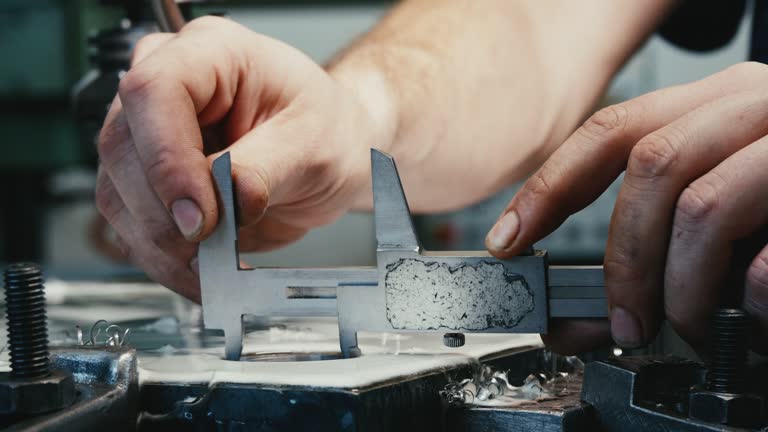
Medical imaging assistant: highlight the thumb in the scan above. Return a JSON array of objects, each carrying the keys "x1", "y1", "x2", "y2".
[{"x1": 210, "y1": 114, "x2": 313, "y2": 229}]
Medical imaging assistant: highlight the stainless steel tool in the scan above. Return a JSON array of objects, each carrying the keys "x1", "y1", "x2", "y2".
[{"x1": 199, "y1": 150, "x2": 607, "y2": 360}]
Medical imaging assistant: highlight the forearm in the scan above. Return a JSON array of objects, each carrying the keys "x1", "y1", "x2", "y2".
[{"x1": 330, "y1": 0, "x2": 675, "y2": 212}]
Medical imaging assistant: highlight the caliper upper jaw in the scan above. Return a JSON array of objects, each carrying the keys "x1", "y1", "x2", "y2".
[
  {"x1": 335, "y1": 150, "x2": 549, "y2": 358},
  {"x1": 336, "y1": 149, "x2": 422, "y2": 358},
  {"x1": 198, "y1": 153, "x2": 246, "y2": 361}
]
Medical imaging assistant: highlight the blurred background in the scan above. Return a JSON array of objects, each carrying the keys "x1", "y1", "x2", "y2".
[{"x1": 0, "y1": 0, "x2": 754, "y2": 281}]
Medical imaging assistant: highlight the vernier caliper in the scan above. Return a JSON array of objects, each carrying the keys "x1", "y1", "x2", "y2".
[{"x1": 199, "y1": 150, "x2": 608, "y2": 360}]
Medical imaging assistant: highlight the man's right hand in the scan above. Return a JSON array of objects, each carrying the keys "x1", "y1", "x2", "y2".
[{"x1": 96, "y1": 16, "x2": 386, "y2": 301}]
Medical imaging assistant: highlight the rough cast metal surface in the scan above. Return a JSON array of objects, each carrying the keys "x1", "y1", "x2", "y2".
[{"x1": 385, "y1": 259, "x2": 534, "y2": 330}]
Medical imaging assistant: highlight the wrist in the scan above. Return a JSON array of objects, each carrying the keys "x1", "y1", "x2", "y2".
[
  {"x1": 328, "y1": 49, "x2": 400, "y2": 155},
  {"x1": 328, "y1": 50, "x2": 402, "y2": 210}
]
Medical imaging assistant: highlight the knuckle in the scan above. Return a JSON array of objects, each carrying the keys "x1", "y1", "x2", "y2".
[
  {"x1": 94, "y1": 178, "x2": 122, "y2": 223},
  {"x1": 118, "y1": 66, "x2": 158, "y2": 101},
  {"x1": 303, "y1": 152, "x2": 335, "y2": 181},
  {"x1": 183, "y1": 15, "x2": 230, "y2": 32},
  {"x1": 97, "y1": 120, "x2": 122, "y2": 160},
  {"x1": 525, "y1": 168, "x2": 556, "y2": 199},
  {"x1": 143, "y1": 148, "x2": 181, "y2": 191},
  {"x1": 582, "y1": 104, "x2": 630, "y2": 137},
  {"x1": 235, "y1": 166, "x2": 270, "y2": 222},
  {"x1": 131, "y1": 34, "x2": 166, "y2": 64},
  {"x1": 675, "y1": 180, "x2": 721, "y2": 225},
  {"x1": 727, "y1": 61, "x2": 768, "y2": 79},
  {"x1": 747, "y1": 252, "x2": 768, "y2": 296},
  {"x1": 143, "y1": 216, "x2": 181, "y2": 248},
  {"x1": 604, "y1": 252, "x2": 640, "y2": 285},
  {"x1": 96, "y1": 114, "x2": 133, "y2": 166},
  {"x1": 627, "y1": 130, "x2": 682, "y2": 179}
]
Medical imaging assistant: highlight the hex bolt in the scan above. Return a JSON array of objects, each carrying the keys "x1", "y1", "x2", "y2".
[
  {"x1": 4, "y1": 263, "x2": 50, "y2": 379},
  {"x1": 443, "y1": 333, "x2": 465, "y2": 348},
  {"x1": 707, "y1": 308, "x2": 750, "y2": 393},
  {"x1": 689, "y1": 308, "x2": 765, "y2": 428},
  {"x1": 0, "y1": 263, "x2": 76, "y2": 416}
]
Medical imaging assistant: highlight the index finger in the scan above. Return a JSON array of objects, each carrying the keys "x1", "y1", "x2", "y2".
[
  {"x1": 485, "y1": 65, "x2": 757, "y2": 258},
  {"x1": 117, "y1": 21, "x2": 243, "y2": 241}
]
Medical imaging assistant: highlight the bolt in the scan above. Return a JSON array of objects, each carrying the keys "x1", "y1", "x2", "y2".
[
  {"x1": 689, "y1": 308, "x2": 765, "y2": 428},
  {"x1": 443, "y1": 333, "x2": 465, "y2": 348},
  {"x1": 4, "y1": 263, "x2": 50, "y2": 379},
  {"x1": 0, "y1": 263, "x2": 75, "y2": 416},
  {"x1": 707, "y1": 308, "x2": 750, "y2": 393}
]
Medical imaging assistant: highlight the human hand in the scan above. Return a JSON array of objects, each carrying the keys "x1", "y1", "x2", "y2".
[
  {"x1": 486, "y1": 62, "x2": 768, "y2": 353},
  {"x1": 96, "y1": 17, "x2": 384, "y2": 301}
]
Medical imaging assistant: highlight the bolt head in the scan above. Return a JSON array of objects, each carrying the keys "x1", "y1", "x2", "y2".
[
  {"x1": 0, "y1": 369, "x2": 75, "y2": 415},
  {"x1": 689, "y1": 385, "x2": 765, "y2": 428}
]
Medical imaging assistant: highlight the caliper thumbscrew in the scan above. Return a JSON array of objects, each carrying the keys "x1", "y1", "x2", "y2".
[
  {"x1": 5, "y1": 263, "x2": 50, "y2": 378},
  {"x1": 443, "y1": 333, "x2": 465, "y2": 348}
]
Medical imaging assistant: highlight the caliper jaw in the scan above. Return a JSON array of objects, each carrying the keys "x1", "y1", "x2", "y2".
[{"x1": 336, "y1": 151, "x2": 548, "y2": 357}]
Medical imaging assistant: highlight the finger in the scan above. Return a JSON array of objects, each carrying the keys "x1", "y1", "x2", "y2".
[
  {"x1": 666, "y1": 134, "x2": 768, "y2": 350},
  {"x1": 541, "y1": 319, "x2": 611, "y2": 355},
  {"x1": 131, "y1": 33, "x2": 175, "y2": 66},
  {"x1": 97, "y1": 98, "x2": 196, "y2": 257},
  {"x1": 606, "y1": 90, "x2": 768, "y2": 348},
  {"x1": 95, "y1": 168, "x2": 200, "y2": 302},
  {"x1": 237, "y1": 216, "x2": 308, "y2": 252},
  {"x1": 211, "y1": 108, "x2": 358, "y2": 230},
  {"x1": 745, "y1": 244, "x2": 768, "y2": 353},
  {"x1": 486, "y1": 62, "x2": 768, "y2": 257},
  {"x1": 117, "y1": 20, "x2": 249, "y2": 241}
]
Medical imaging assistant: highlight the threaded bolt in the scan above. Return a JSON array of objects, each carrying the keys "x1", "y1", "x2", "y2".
[
  {"x1": 443, "y1": 333, "x2": 465, "y2": 348},
  {"x1": 4, "y1": 263, "x2": 50, "y2": 379},
  {"x1": 707, "y1": 308, "x2": 750, "y2": 393}
]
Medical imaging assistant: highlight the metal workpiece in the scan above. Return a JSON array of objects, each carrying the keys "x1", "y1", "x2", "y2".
[
  {"x1": 336, "y1": 250, "x2": 550, "y2": 358},
  {"x1": 199, "y1": 150, "x2": 608, "y2": 361}
]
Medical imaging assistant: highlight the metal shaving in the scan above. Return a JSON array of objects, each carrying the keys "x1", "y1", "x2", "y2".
[
  {"x1": 440, "y1": 354, "x2": 584, "y2": 407},
  {"x1": 76, "y1": 319, "x2": 131, "y2": 347}
]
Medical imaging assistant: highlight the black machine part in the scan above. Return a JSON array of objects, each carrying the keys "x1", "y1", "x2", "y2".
[
  {"x1": 582, "y1": 356, "x2": 766, "y2": 432},
  {"x1": 0, "y1": 346, "x2": 139, "y2": 432}
]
